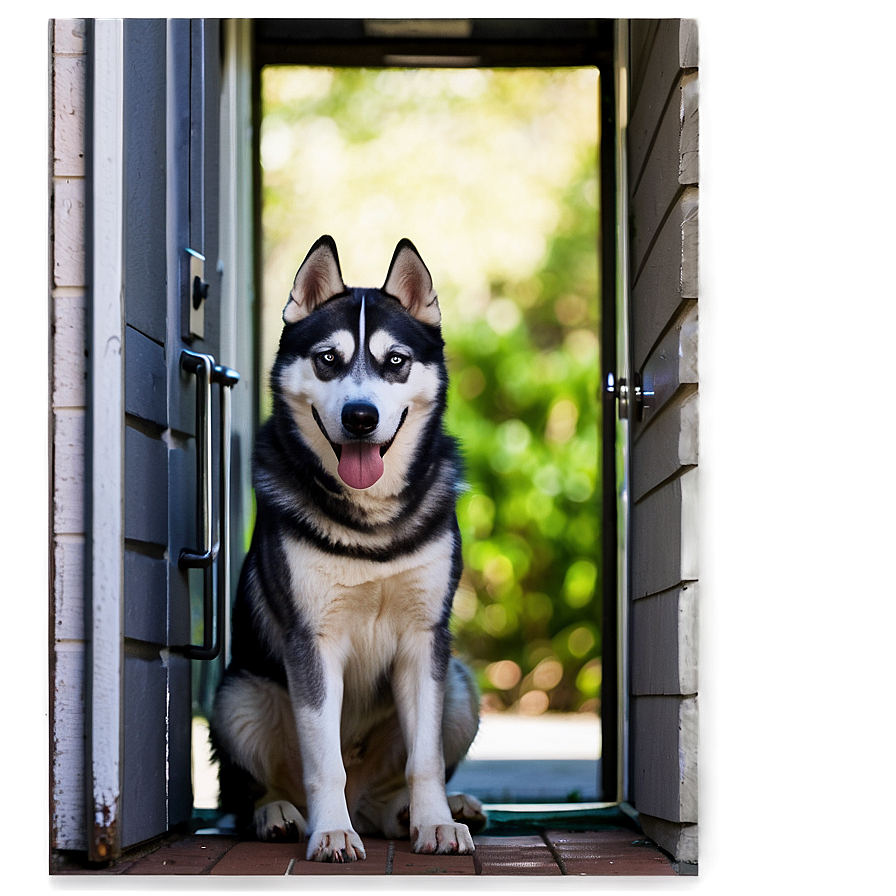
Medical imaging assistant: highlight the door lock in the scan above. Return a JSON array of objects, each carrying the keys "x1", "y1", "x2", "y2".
[
  {"x1": 192, "y1": 272, "x2": 210, "y2": 310},
  {"x1": 186, "y1": 248, "x2": 207, "y2": 340}
]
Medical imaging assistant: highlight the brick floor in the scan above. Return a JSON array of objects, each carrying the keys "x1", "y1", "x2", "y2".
[
  {"x1": 545, "y1": 829, "x2": 679, "y2": 876},
  {"x1": 473, "y1": 835, "x2": 564, "y2": 875},
  {"x1": 54, "y1": 827, "x2": 680, "y2": 876}
]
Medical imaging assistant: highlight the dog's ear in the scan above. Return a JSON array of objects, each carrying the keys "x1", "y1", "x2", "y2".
[
  {"x1": 382, "y1": 239, "x2": 440, "y2": 326},
  {"x1": 283, "y1": 235, "x2": 346, "y2": 324}
]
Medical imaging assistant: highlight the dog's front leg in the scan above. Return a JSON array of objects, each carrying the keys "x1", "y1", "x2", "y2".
[
  {"x1": 287, "y1": 650, "x2": 366, "y2": 863},
  {"x1": 393, "y1": 633, "x2": 475, "y2": 855}
]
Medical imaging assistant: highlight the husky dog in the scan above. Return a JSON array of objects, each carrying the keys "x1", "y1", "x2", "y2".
[{"x1": 210, "y1": 236, "x2": 484, "y2": 862}]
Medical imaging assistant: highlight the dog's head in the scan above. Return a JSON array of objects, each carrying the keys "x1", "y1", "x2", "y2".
[{"x1": 273, "y1": 235, "x2": 447, "y2": 493}]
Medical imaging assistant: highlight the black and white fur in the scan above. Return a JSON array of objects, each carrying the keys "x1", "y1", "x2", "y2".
[{"x1": 210, "y1": 236, "x2": 483, "y2": 862}]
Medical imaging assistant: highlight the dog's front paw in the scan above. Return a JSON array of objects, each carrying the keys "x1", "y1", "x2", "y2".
[
  {"x1": 447, "y1": 792, "x2": 487, "y2": 835},
  {"x1": 413, "y1": 822, "x2": 474, "y2": 855},
  {"x1": 306, "y1": 829, "x2": 366, "y2": 863},
  {"x1": 254, "y1": 800, "x2": 306, "y2": 842}
]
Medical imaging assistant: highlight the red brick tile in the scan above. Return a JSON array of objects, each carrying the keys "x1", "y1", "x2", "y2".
[
  {"x1": 209, "y1": 840, "x2": 300, "y2": 875},
  {"x1": 472, "y1": 835, "x2": 562, "y2": 876},
  {"x1": 290, "y1": 837, "x2": 391, "y2": 875},
  {"x1": 390, "y1": 838, "x2": 477, "y2": 876},
  {"x1": 544, "y1": 830, "x2": 677, "y2": 876},
  {"x1": 124, "y1": 835, "x2": 236, "y2": 875}
]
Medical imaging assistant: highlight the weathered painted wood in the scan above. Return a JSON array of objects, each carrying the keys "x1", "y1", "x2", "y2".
[
  {"x1": 53, "y1": 54, "x2": 86, "y2": 178},
  {"x1": 680, "y1": 71, "x2": 699, "y2": 185},
  {"x1": 631, "y1": 187, "x2": 698, "y2": 369},
  {"x1": 681, "y1": 188, "x2": 698, "y2": 300},
  {"x1": 52, "y1": 293, "x2": 87, "y2": 408},
  {"x1": 124, "y1": 551, "x2": 168, "y2": 645},
  {"x1": 122, "y1": 18, "x2": 168, "y2": 345},
  {"x1": 167, "y1": 436, "x2": 197, "y2": 647},
  {"x1": 54, "y1": 537, "x2": 85, "y2": 642},
  {"x1": 121, "y1": 651, "x2": 168, "y2": 848},
  {"x1": 631, "y1": 694, "x2": 698, "y2": 823},
  {"x1": 679, "y1": 18, "x2": 699, "y2": 68},
  {"x1": 629, "y1": 19, "x2": 659, "y2": 115},
  {"x1": 124, "y1": 325, "x2": 167, "y2": 428},
  {"x1": 53, "y1": 178, "x2": 86, "y2": 289},
  {"x1": 124, "y1": 425, "x2": 168, "y2": 546},
  {"x1": 50, "y1": 18, "x2": 88, "y2": 855},
  {"x1": 52, "y1": 644, "x2": 86, "y2": 851},
  {"x1": 630, "y1": 89, "x2": 691, "y2": 279},
  {"x1": 168, "y1": 653, "x2": 195, "y2": 827},
  {"x1": 166, "y1": 18, "x2": 200, "y2": 438},
  {"x1": 633, "y1": 390, "x2": 698, "y2": 503},
  {"x1": 644, "y1": 304, "x2": 698, "y2": 416},
  {"x1": 679, "y1": 696, "x2": 698, "y2": 820},
  {"x1": 53, "y1": 409, "x2": 85, "y2": 535},
  {"x1": 637, "y1": 301, "x2": 698, "y2": 432},
  {"x1": 625, "y1": 16, "x2": 699, "y2": 863},
  {"x1": 631, "y1": 584, "x2": 698, "y2": 696},
  {"x1": 638, "y1": 815, "x2": 698, "y2": 866},
  {"x1": 631, "y1": 466, "x2": 698, "y2": 599},
  {"x1": 628, "y1": 18, "x2": 684, "y2": 190},
  {"x1": 54, "y1": 17, "x2": 86, "y2": 55},
  {"x1": 86, "y1": 18, "x2": 126, "y2": 861}
]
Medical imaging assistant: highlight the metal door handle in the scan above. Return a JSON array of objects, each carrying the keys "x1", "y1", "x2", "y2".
[
  {"x1": 179, "y1": 349, "x2": 240, "y2": 660},
  {"x1": 206, "y1": 361, "x2": 240, "y2": 661},
  {"x1": 180, "y1": 351, "x2": 216, "y2": 569}
]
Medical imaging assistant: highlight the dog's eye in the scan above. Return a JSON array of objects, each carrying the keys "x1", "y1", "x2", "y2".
[
  {"x1": 318, "y1": 352, "x2": 337, "y2": 366},
  {"x1": 388, "y1": 353, "x2": 407, "y2": 367}
]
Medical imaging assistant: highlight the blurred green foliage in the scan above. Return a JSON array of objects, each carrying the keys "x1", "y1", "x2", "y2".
[
  {"x1": 444, "y1": 151, "x2": 602, "y2": 714},
  {"x1": 261, "y1": 66, "x2": 601, "y2": 714}
]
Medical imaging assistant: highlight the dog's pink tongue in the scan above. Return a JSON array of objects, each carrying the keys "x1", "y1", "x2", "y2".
[{"x1": 338, "y1": 443, "x2": 384, "y2": 489}]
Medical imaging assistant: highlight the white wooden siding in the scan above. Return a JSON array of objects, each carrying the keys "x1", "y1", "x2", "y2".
[
  {"x1": 50, "y1": 18, "x2": 88, "y2": 852},
  {"x1": 627, "y1": 18, "x2": 699, "y2": 864}
]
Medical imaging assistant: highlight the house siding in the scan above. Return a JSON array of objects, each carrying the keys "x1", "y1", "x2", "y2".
[
  {"x1": 627, "y1": 18, "x2": 699, "y2": 864},
  {"x1": 50, "y1": 18, "x2": 88, "y2": 852}
]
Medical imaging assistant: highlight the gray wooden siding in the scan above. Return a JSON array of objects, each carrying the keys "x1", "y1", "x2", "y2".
[{"x1": 627, "y1": 18, "x2": 699, "y2": 863}]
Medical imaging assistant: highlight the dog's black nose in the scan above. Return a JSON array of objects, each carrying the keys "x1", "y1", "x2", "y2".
[{"x1": 342, "y1": 401, "x2": 379, "y2": 437}]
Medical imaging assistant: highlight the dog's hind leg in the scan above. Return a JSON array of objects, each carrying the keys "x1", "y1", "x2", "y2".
[
  {"x1": 253, "y1": 793, "x2": 307, "y2": 842},
  {"x1": 211, "y1": 670, "x2": 309, "y2": 841},
  {"x1": 442, "y1": 658, "x2": 487, "y2": 834}
]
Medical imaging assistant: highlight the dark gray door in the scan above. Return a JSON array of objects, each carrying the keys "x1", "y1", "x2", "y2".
[{"x1": 89, "y1": 18, "x2": 234, "y2": 857}]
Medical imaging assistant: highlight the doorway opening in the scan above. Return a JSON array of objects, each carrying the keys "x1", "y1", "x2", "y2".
[
  {"x1": 266, "y1": 62, "x2": 600, "y2": 806},
  {"x1": 193, "y1": 18, "x2": 618, "y2": 814}
]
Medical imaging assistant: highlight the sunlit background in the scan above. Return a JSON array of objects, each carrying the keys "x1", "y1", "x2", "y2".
[{"x1": 260, "y1": 65, "x2": 601, "y2": 721}]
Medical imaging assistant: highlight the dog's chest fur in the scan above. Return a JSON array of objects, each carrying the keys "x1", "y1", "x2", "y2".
[{"x1": 281, "y1": 528, "x2": 455, "y2": 703}]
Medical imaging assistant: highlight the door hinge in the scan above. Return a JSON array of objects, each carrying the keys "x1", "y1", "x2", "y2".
[{"x1": 606, "y1": 372, "x2": 644, "y2": 421}]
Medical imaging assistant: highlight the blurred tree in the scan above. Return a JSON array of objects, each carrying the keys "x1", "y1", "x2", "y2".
[{"x1": 261, "y1": 66, "x2": 600, "y2": 714}]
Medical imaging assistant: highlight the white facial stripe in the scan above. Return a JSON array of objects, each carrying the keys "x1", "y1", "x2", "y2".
[
  {"x1": 311, "y1": 329, "x2": 355, "y2": 362},
  {"x1": 359, "y1": 294, "x2": 366, "y2": 360},
  {"x1": 368, "y1": 330, "x2": 410, "y2": 364},
  {"x1": 278, "y1": 351, "x2": 443, "y2": 495}
]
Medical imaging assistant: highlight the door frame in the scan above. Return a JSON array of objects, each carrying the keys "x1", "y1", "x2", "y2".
[{"x1": 249, "y1": 17, "x2": 621, "y2": 803}]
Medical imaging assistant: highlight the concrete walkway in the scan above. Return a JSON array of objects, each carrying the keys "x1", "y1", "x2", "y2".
[{"x1": 193, "y1": 711, "x2": 602, "y2": 808}]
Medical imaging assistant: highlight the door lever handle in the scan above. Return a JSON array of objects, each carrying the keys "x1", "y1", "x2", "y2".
[
  {"x1": 179, "y1": 349, "x2": 240, "y2": 660},
  {"x1": 180, "y1": 350, "x2": 217, "y2": 569}
]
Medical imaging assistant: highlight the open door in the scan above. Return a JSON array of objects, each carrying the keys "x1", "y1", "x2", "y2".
[{"x1": 85, "y1": 18, "x2": 242, "y2": 860}]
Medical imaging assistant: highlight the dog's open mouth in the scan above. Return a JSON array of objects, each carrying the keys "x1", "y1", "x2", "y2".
[{"x1": 312, "y1": 407, "x2": 408, "y2": 490}]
